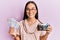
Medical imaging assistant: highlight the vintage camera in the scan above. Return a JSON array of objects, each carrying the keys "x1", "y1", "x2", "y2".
[{"x1": 37, "y1": 23, "x2": 49, "y2": 31}]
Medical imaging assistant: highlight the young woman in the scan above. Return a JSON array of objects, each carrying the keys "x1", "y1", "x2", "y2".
[{"x1": 9, "y1": 1, "x2": 52, "y2": 40}]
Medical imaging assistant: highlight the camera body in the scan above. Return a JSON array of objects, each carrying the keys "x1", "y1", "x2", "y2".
[{"x1": 37, "y1": 23, "x2": 49, "y2": 31}]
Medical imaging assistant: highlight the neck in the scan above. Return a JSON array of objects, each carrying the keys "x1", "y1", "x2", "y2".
[
  {"x1": 26, "y1": 17, "x2": 37, "y2": 26},
  {"x1": 27, "y1": 17, "x2": 37, "y2": 22}
]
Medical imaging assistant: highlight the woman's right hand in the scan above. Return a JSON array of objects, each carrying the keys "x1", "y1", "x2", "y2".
[
  {"x1": 9, "y1": 27, "x2": 16, "y2": 37},
  {"x1": 9, "y1": 27, "x2": 20, "y2": 40}
]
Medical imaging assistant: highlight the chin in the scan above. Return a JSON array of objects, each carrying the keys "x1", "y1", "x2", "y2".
[
  {"x1": 28, "y1": 15, "x2": 35, "y2": 18},
  {"x1": 28, "y1": 16, "x2": 34, "y2": 18}
]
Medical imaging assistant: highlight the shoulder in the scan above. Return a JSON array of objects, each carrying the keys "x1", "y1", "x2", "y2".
[
  {"x1": 18, "y1": 20, "x2": 25, "y2": 27},
  {"x1": 18, "y1": 20, "x2": 24, "y2": 25}
]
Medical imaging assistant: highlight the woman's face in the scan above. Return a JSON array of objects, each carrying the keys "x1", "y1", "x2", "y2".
[{"x1": 26, "y1": 3, "x2": 37, "y2": 19}]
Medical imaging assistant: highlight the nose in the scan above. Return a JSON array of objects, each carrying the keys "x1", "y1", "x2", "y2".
[{"x1": 29, "y1": 10, "x2": 32, "y2": 13}]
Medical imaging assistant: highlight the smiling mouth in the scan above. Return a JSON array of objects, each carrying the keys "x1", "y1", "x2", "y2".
[{"x1": 29, "y1": 13, "x2": 34, "y2": 16}]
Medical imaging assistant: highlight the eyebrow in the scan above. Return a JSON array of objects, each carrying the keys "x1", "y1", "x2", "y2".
[{"x1": 26, "y1": 7, "x2": 36, "y2": 9}]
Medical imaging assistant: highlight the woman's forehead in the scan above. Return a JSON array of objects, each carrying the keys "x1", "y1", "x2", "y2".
[{"x1": 27, "y1": 3, "x2": 36, "y2": 9}]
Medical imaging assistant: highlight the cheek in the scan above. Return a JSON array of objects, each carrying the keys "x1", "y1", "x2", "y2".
[
  {"x1": 26, "y1": 11, "x2": 29, "y2": 15},
  {"x1": 26, "y1": 10, "x2": 37, "y2": 16},
  {"x1": 33, "y1": 10, "x2": 37, "y2": 15},
  {"x1": 26, "y1": 12, "x2": 29, "y2": 16}
]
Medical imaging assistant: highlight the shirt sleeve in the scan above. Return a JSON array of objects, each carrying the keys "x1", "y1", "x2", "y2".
[{"x1": 17, "y1": 20, "x2": 23, "y2": 35}]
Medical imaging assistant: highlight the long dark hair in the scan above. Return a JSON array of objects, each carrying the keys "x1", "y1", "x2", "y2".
[{"x1": 23, "y1": 1, "x2": 38, "y2": 20}]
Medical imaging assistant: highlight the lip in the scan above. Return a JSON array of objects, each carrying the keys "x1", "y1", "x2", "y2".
[{"x1": 29, "y1": 13, "x2": 34, "y2": 15}]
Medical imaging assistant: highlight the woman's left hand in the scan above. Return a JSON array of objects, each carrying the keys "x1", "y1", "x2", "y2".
[{"x1": 46, "y1": 25, "x2": 52, "y2": 34}]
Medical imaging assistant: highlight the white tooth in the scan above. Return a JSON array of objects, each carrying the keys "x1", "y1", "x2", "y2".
[{"x1": 30, "y1": 13, "x2": 33, "y2": 15}]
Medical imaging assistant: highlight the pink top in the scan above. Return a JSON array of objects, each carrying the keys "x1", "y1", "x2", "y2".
[{"x1": 18, "y1": 19, "x2": 46, "y2": 40}]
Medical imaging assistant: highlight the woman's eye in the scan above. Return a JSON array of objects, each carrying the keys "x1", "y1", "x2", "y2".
[
  {"x1": 32, "y1": 9, "x2": 35, "y2": 10},
  {"x1": 26, "y1": 8, "x2": 29, "y2": 10},
  {"x1": 26, "y1": 8, "x2": 36, "y2": 11}
]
